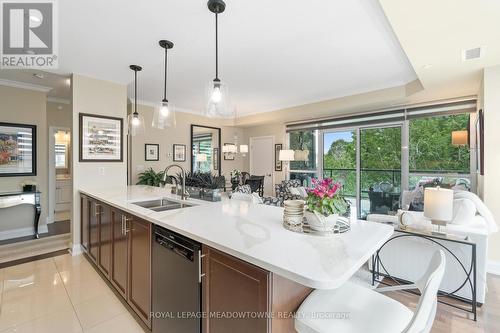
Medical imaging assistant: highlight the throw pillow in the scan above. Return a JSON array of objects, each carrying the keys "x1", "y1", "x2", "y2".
[
  {"x1": 234, "y1": 184, "x2": 252, "y2": 194},
  {"x1": 451, "y1": 198, "x2": 477, "y2": 226}
]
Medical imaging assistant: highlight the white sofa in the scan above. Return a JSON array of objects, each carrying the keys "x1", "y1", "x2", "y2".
[{"x1": 367, "y1": 191, "x2": 498, "y2": 304}]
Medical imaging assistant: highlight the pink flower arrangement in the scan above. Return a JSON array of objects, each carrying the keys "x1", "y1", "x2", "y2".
[{"x1": 306, "y1": 178, "x2": 348, "y2": 216}]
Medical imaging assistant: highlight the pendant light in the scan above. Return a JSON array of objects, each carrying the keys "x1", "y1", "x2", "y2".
[
  {"x1": 152, "y1": 40, "x2": 176, "y2": 129},
  {"x1": 206, "y1": 0, "x2": 231, "y2": 118},
  {"x1": 128, "y1": 65, "x2": 145, "y2": 136}
]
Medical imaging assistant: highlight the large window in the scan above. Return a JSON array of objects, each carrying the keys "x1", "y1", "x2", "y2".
[
  {"x1": 409, "y1": 114, "x2": 471, "y2": 190},
  {"x1": 287, "y1": 106, "x2": 475, "y2": 219}
]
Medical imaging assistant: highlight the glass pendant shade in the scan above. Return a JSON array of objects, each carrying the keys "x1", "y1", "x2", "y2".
[
  {"x1": 152, "y1": 100, "x2": 176, "y2": 129},
  {"x1": 128, "y1": 112, "x2": 145, "y2": 137},
  {"x1": 206, "y1": 80, "x2": 231, "y2": 118}
]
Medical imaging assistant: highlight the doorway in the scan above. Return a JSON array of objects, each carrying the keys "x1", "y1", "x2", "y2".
[
  {"x1": 249, "y1": 136, "x2": 274, "y2": 196},
  {"x1": 48, "y1": 127, "x2": 72, "y2": 231}
]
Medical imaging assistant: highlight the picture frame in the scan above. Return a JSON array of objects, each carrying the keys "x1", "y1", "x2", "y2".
[
  {"x1": 475, "y1": 109, "x2": 484, "y2": 176},
  {"x1": 0, "y1": 122, "x2": 37, "y2": 177},
  {"x1": 213, "y1": 148, "x2": 219, "y2": 170},
  {"x1": 145, "y1": 144, "x2": 159, "y2": 161},
  {"x1": 79, "y1": 113, "x2": 123, "y2": 162},
  {"x1": 223, "y1": 143, "x2": 235, "y2": 160},
  {"x1": 275, "y1": 143, "x2": 283, "y2": 171},
  {"x1": 173, "y1": 144, "x2": 186, "y2": 162}
]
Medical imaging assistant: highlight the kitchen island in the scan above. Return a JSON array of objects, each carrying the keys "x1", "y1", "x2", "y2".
[{"x1": 79, "y1": 185, "x2": 393, "y2": 332}]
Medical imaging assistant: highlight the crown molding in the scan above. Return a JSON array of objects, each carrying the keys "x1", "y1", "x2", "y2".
[
  {"x1": 0, "y1": 79, "x2": 53, "y2": 93},
  {"x1": 47, "y1": 96, "x2": 71, "y2": 104}
]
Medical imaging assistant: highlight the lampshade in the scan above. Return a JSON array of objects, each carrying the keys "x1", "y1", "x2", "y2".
[
  {"x1": 279, "y1": 150, "x2": 295, "y2": 161},
  {"x1": 152, "y1": 101, "x2": 176, "y2": 129},
  {"x1": 239, "y1": 145, "x2": 248, "y2": 153},
  {"x1": 424, "y1": 187, "x2": 454, "y2": 222},
  {"x1": 196, "y1": 153, "x2": 207, "y2": 162},
  {"x1": 452, "y1": 131, "x2": 468, "y2": 146},
  {"x1": 294, "y1": 149, "x2": 309, "y2": 161}
]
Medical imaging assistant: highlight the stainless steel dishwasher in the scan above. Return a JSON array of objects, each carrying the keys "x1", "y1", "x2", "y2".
[{"x1": 152, "y1": 225, "x2": 202, "y2": 333}]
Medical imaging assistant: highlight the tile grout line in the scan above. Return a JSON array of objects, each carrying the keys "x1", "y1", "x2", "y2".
[{"x1": 53, "y1": 255, "x2": 85, "y2": 332}]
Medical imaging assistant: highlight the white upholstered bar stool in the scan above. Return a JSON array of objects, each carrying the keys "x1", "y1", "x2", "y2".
[{"x1": 295, "y1": 250, "x2": 446, "y2": 333}]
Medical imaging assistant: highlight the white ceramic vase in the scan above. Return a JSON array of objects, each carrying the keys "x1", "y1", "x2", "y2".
[{"x1": 305, "y1": 211, "x2": 339, "y2": 232}]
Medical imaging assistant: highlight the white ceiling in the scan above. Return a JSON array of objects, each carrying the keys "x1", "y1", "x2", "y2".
[
  {"x1": 379, "y1": 0, "x2": 500, "y2": 102},
  {"x1": 51, "y1": 0, "x2": 416, "y2": 115}
]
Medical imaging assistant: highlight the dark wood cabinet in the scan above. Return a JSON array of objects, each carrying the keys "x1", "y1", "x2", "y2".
[
  {"x1": 88, "y1": 198, "x2": 99, "y2": 264},
  {"x1": 79, "y1": 194, "x2": 309, "y2": 333},
  {"x1": 80, "y1": 195, "x2": 89, "y2": 252},
  {"x1": 127, "y1": 216, "x2": 152, "y2": 327},
  {"x1": 98, "y1": 204, "x2": 112, "y2": 277},
  {"x1": 202, "y1": 245, "x2": 271, "y2": 333},
  {"x1": 110, "y1": 207, "x2": 128, "y2": 298}
]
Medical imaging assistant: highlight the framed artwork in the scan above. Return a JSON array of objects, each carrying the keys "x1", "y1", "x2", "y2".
[
  {"x1": 213, "y1": 148, "x2": 219, "y2": 170},
  {"x1": 475, "y1": 109, "x2": 484, "y2": 175},
  {"x1": 0, "y1": 122, "x2": 37, "y2": 177},
  {"x1": 275, "y1": 143, "x2": 283, "y2": 171},
  {"x1": 223, "y1": 143, "x2": 235, "y2": 160},
  {"x1": 173, "y1": 144, "x2": 186, "y2": 162},
  {"x1": 145, "y1": 144, "x2": 159, "y2": 161},
  {"x1": 79, "y1": 113, "x2": 123, "y2": 162}
]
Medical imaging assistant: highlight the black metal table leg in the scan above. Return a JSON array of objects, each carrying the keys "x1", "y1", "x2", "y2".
[{"x1": 34, "y1": 204, "x2": 41, "y2": 239}]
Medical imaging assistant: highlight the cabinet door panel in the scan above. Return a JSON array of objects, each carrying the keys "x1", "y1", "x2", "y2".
[
  {"x1": 111, "y1": 208, "x2": 128, "y2": 298},
  {"x1": 128, "y1": 216, "x2": 152, "y2": 328},
  {"x1": 203, "y1": 245, "x2": 270, "y2": 333},
  {"x1": 88, "y1": 199, "x2": 99, "y2": 263},
  {"x1": 80, "y1": 195, "x2": 89, "y2": 252},
  {"x1": 98, "y1": 204, "x2": 111, "y2": 277}
]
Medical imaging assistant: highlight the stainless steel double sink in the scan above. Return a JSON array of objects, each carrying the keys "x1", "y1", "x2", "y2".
[{"x1": 131, "y1": 198, "x2": 193, "y2": 212}]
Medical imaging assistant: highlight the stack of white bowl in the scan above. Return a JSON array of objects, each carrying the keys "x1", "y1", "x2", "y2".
[{"x1": 283, "y1": 200, "x2": 305, "y2": 226}]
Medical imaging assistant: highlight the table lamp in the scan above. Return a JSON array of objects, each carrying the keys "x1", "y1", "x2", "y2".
[
  {"x1": 424, "y1": 186, "x2": 454, "y2": 236},
  {"x1": 279, "y1": 150, "x2": 295, "y2": 180}
]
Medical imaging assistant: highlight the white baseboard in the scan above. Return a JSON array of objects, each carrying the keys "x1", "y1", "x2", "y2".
[
  {"x1": 0, "y1": 225, "x2": 49, "y2": 241},
  {"x1": 70, "y1": 243, "x2": 83, "y2": 256},
  {"x1": 487, "y1": 260, "x2": 500, "y2": 276}
]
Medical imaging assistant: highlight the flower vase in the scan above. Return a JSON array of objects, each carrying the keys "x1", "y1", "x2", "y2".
[{"x1": 305, "y1": 211, "x2": 339, "y2": 232}]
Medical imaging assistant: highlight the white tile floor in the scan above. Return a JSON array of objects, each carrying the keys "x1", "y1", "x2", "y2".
[{"x1": 0, "y1": 253, "x2": 146, "y2": 333}]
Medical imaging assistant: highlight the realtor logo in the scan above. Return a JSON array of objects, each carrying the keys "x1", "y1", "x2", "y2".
[{"x1": 1, "y1": 0, "x2": 58, "y2": 68}]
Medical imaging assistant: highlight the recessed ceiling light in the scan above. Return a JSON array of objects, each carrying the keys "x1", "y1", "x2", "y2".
[
  {"x1": 57, "y1": 105, "x2": 63, "y2": 110},
  {"x1": 422, "y1": 64, "x2": 433, "y2": 69},
  {"x1": 33, "y1": 73, "x2": 44, "y2": 79}
]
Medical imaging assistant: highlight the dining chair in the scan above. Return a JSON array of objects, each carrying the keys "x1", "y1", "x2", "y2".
[{"x1": 295, "y1": 250, "x2": 446, "y2": 333}]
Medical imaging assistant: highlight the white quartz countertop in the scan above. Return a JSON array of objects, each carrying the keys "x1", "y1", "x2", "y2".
[{"x1": 80, "y1": 185, "x2": 393, "y2": 290}]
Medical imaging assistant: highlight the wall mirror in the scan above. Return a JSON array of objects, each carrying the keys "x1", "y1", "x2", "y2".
[{"x1": 190, "y1": 125, "x2": 221, "y2": 176}]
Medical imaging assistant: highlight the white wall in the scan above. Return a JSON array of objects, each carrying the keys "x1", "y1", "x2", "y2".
[
  {"x1": 129, "y1": 104, "x2": 246, "y2": 185},
  {"x1": 482, "y1": 65, "x2": 500, "y2": 263},
  {"x1": 71, "y1": 75, "x2": 127, "y2": 250}
]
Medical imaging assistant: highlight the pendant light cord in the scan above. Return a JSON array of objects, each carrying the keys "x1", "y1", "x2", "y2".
[
  {"x1": 134, "y1": 69, "x2": 138, "y2": 114},
  {"x1": 164, "y1": 47, "x2": 168, "y2": 101},
  {"x1": 215, "y1": 12, "x2": 219, "y2": 80}
]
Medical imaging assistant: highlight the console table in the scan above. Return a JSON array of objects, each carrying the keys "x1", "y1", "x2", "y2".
[
  {"x1": 372, "y1": 226, "x2": 477, "y2": 321},
  {"x1": 0, "y1": 191, "x2": 42, "y2": 239}
]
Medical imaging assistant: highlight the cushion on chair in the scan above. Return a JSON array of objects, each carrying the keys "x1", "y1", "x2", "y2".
[
  {"x1": 234, "y1": 184, "x2": 252, "y2": 194},
  {"x1": 295, "y1": 282, "x2": 413, "y2": 333}
]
